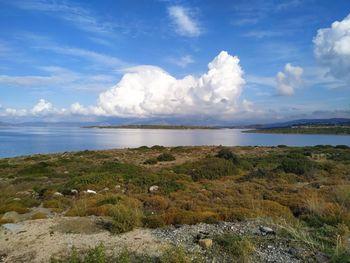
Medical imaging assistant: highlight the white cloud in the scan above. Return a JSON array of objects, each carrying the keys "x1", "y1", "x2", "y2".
[
  {"x1": 313, "y1": 13, "x2": 350, "y2": 83},
  {"x1": 168, "y1": 6, "x2": 201, "y2": 37},
  {"x1": 276, "y1": 63, "x2": 303, "y2": 96},
  {"x1": 1, "y1": 51, "x2": 249, "y2": 120},
  {"x1": 95, "y1": 51, "x2": 245, "y2": 118},
  {"x1": 31, "y1": 99, "x2": 53, "y2": 115},
  {"x1": 168, "y1": 55, "x2": 194, "y2": 67}
]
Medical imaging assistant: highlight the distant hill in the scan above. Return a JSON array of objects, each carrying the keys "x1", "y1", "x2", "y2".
[
  {"x1": 0, "y1": 118, "x2": 349, "y2": 129},
  {"x1": 260, "y1": 118, "x2": 350, "y2": 129}
]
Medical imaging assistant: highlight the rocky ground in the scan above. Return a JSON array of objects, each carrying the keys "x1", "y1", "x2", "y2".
[{"x1": 0, "y1": 216, "x2": 322, "y2": 263}]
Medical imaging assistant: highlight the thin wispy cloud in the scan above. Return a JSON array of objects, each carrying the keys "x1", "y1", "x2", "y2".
[
  {"x1": 168, "y1": 6, "x2": 201, "y2": 37},
  {"x1": 242, "y1": 30, "x2": 286, "y2": 39},
  {"x1": 167, "y1": 55, "x2": 194, "y2": 68},
  {"x1": 8, "y1": 0, "x2": 115, "y2": 35},
  {"x1": 46, "y1": 46, "x2": 127, "y2": 68},
  {"x1": 17, "y1": 33, "x2": 129, "y2": 69},
  {"x1": 275, "y1": 0, "x2": 302, "y2": 11},
  {"x1": 0, "y1": 66, "x2": 116, "y2": 92}
]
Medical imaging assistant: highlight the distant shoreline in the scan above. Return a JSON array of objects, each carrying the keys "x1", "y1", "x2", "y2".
[
  {"x1": 83, "y1": 124, "x2": 223, "y2": 130},
  {"x1": 244, "y1": 126, "x2": 350, "y2": 135}
]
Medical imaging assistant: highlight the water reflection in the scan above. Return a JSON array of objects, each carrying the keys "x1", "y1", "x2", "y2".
[{"x1": 0, "y1": 127, "x2": 349, "y2": 158}]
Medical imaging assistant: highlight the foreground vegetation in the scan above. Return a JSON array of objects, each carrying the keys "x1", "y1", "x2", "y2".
[
  {"x1": 1, "y1": 145, "x2": 350, "y2": 261},
  {"x1": 245, "y1": 125, "x2": 350, "y2": 135}
]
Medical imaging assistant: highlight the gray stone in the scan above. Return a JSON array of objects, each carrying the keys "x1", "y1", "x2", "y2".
[
  {"x1": 259, "y1": 226, "x2": 275, "y2": 235},
  {"x1": 315, "y1": 251, "x2": 330, "y2": 263},
  {"x1": 2, "y1": 223, "x2": 25, "y2": 234}
]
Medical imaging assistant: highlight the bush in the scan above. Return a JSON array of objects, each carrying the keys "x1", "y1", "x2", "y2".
[
  {"x1": 0, "y1": 202, "x2": 30, "y2": 214},
  {"x1": 216, "y1": 148, "x2": 239, "y2": 164},
  {"x1": 96, "y1": 195, "x2": 121, "y2": 206},
  {"x1": 144, "y1": 158, "x2": 158, "y2": 165},
  {"x1": 151, "y1": 145, "x2": 165, "y2": 150},
  {"x1": 215, "y1": 234, "x2": 254, "y2": 263},
  {"x1": 280, "y1": 154, "x2": 314, "y2": 175},
  {"x1": 43, "y1": 197, "x2": 72, "y2": 213},
  {"x1": 157, "y1": 153, "x2": 176, "y2": 162},
  {"x1": 109, "y1": 198, "x2": 143, "y2": 234},
  {"x1": 160, "y1": 246, "x2": 191, "y2": 263},
  {"x1": 51, "y1": 244, "x2": 106, "y2": 263},
  {"x1": 335, "y1": 145, "x2": 349, "y2": 149},
  {"x1": 143, "y1": 195, "x2": 170, "y2": 211},
  {"x1": 174, "y1": 158, "x2": 237, "y2": 181},
  {"x1": 142, "y1": 215, "x2": 166, "y2": 228}
]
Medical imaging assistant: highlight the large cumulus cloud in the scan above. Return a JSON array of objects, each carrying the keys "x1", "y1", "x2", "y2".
[
  {"x1": 96, "y1": 51, "x2": 245, "y2": 118},
  {"x1": 313, "y1": 13, "x2": 350, "y2": 83},
  {"x1": 0, "y1": 51, "x2": 248, "y2": 120}
]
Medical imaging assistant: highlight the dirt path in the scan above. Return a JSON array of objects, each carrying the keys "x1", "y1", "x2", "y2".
[{"x1": 0, "y1": 217, "x2": 164, "y2": 263}]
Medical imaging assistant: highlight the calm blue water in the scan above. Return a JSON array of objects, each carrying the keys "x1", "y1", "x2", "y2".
[{"x1": 0, "y1": 127, "x2": 349, "y2": 158}]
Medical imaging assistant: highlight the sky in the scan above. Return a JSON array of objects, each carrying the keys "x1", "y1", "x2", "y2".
[{"x1": 0, "y1": 0, "x2": 349, "y2": 124}]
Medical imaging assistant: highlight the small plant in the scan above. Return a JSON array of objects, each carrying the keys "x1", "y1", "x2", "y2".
[
  {"x1": 30, "y1": 212, "x2": 48, "y2": 220},
  {"x1": 96, "y1": 196, "x2": 120, "y2": 206},
  {"x1": 215, "y1": 234, "x2": 254, "y2": 263},
  {"x1": 51, "y1": 244, "x2": 106, "y2": 263},
  {"x1": 160, "y1": 246, "x2": 191, "y2": 263},
  {"x1": 108, "y1": 199, "x2": 143, "y2": 234},
  {"x1": 174, "y1": 158, "x2": 236, "y2": 181},
  {"x1": 144, "y1": 158, "x2": 158, "y2": 165},
  {"x1": 157, "y1": 153, "x2": 176, "y2": 162}
]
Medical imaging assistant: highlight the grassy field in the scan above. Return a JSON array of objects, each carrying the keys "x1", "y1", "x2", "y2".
[
  {"x1": 1, "y1": 145, "x2": 350, "y2": 261},
  {"x1": 245, "y1": 126, "x2": 350, "y2": 135}
]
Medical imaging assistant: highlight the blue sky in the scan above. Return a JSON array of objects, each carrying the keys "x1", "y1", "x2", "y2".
[{"x1": 0, "y1": 0, "x2": 349, "y2": 124}]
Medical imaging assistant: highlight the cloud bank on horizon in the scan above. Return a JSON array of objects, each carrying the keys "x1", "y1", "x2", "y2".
[
  {"x1": 1, "y1": 51, "x2": 249, "y2": 120},
  {"x1": 0, "y1": 0, "x2": 349, "y2": 123}
]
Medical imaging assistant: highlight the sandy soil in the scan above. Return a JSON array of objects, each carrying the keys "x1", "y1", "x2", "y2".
[{"x1": 0, "y1": 217, "x2": 165, "y2": 263}]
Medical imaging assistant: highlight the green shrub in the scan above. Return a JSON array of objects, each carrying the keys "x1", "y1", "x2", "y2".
[
  {"x1": 215, "y1": 234, "x2": 254, "y2": 263},
  {"x1": 144, "y1": 158, "x2": 158, "y2": 165},
  {"x1": 51, "y1": 244, "x2": 107, "y2": 263},
  {"x1": 51, "y1": 245, "x2": 156, "y2": 263},
  {"x1": 160, "y1": 246, "x2": 191, "y2": 263},
  {"x1": 142, "y1": 215, "x2": 166, "y2": 228},
  {"x1": 335, "y1": 145, "x2": 349, "y2": 149},
  {"x1": 109, "y1": 199, "x2": 142, "y2": 234},
  {"x1": 174, "y1": 158, "x2": 236, "y2": 181},
  {"x1": 151, "y1": 145, "x2": 165, "y2": 150},
  {"x1": 96, "y1": 196, "x2": 120, "y2": 206},
  {"x1": 157, "y1": 153, "x2": 176, "y2": 162},
  {"x1": 136, "y1": 146, "x2": 150, "y2": 150},
  {"x1": 216, "y1": 148, "x2": 239, "y2": 163},
  {"x1": 280, "y1": 154, "x2": 314, "y2": 175}
]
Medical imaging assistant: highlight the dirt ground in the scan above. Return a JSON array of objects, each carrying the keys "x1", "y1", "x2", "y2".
[{"x1": 0, "y1": 217, "x2": 164, "y2": 263}]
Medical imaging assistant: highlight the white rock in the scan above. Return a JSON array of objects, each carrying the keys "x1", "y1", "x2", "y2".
[
  {"x1": 86, "y1": 189, "x2": 97, "y2": 194},
  {"x1": 149, "y1": 185, "x2": 159, "y2": 193},
  {"x1": 53, "y1": 192, "x2": 63, "y2": 197}
]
